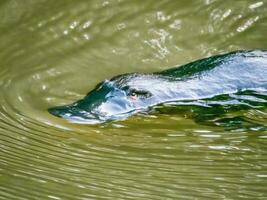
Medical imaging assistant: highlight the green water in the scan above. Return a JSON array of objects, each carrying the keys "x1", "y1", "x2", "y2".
[{"x1": 0, "y1": 0, "x2": 267, "y2": 199}]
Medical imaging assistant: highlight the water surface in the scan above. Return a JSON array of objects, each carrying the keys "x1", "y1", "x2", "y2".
[{"x1": 0, "y1": 0, "x2": 267, "y2": 199}]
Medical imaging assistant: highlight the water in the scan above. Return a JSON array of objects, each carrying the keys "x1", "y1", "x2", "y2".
[{"x1": 0, "y1": 0, "x2": 266, "y2": 199}]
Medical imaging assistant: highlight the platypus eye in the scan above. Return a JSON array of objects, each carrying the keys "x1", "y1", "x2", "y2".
[
  {"x1": 128, "y1": 89, "x2": 152, "y2": 99},
  {"x1": 129, "y1": 92, "x2": 137, "y2": 97}
]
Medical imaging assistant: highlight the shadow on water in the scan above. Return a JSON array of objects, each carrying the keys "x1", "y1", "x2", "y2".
[{"x1": 153, "y1": 90, "x2": 267, "y2": 131}]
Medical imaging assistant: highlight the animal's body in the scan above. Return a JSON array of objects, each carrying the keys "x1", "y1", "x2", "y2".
[{"x1": 49, "y1": 50, "x2": 267, "y2": 124}]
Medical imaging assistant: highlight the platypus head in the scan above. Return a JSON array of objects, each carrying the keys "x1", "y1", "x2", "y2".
[{"x1": 48, "y1": 74, "x2": 157, "y2": 124}]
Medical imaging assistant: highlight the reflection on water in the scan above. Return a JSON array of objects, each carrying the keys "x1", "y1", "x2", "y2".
[{"x1": 0, "y1": 0, "x2": 266, "y2": 199}]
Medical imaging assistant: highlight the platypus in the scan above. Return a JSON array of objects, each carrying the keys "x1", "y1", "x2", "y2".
[{"x1": 48, "y1": 50, "x2": 267, "y2": 124}]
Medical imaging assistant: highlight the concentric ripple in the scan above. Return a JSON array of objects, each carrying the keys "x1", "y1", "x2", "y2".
[{"x1": 0, "y1": 0, "x2": 267, "y2": 199}]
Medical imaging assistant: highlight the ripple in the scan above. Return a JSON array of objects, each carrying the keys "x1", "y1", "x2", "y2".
[
  {"x1": 249, "y1": 1, "x2": 264, "y2": 10},
  {"x1": 236, "y1": 16, "x2": 260, "y2": 33}
]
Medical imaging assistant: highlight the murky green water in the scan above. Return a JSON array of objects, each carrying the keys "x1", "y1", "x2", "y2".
[{"x1": 0, "y1": 0, "x2": 267, "y2": 199}]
